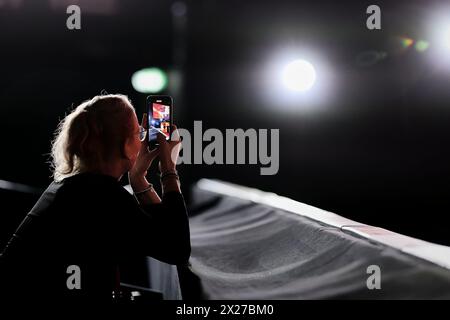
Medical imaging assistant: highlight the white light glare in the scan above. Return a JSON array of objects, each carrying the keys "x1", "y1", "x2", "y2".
[
  {"x1": 430, "y1": 14, "x2": 450, "y2": 52},
  {"x1": 282, "y1": 59, "x2": 317, "y2": 92},
  {"x1": 442, "y1": 23, "x2": 450, "y2": 50}
]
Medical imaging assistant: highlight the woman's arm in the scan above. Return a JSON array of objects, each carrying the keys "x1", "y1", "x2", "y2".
[
  {"x1": 161, "y1": 173, "x2": 181, "y2": 194},
  {"x1": 129, "y1": 169, "x2": 182, "y2": 206},
  {"x1": 125, "y1": 121, "x2": 189, "y2": 264},
  {"x1": 118, "y1": 184, "x2": 190, "y2": 265},
  {"x1": 129, "y1": 117, "x2": 182, "y2": 204},
  {"x1": 139, "y1": 189, "x2": 191, "y2": 265},
  {"x1": 129, "y1": 173, "x2": 162, "y2": 205}
]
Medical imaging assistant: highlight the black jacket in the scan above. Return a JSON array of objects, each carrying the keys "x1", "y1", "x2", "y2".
[{"x1": 0, "y1": 172, "x2": 191, "y2": 302}]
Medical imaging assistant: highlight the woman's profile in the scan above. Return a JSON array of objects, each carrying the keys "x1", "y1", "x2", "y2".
[{"x1": 0, "y1": 94, "x2": 191, "y2": 302}]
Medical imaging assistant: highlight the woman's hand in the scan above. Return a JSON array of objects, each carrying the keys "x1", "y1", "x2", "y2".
[
  {"x1": 157, "y1": 124, "x2": 182, "y2": 173},
  {"x1": 129, "y1": 113, "x2": 160, "y2": 189},
  {"x1": 157, "y1": 124, "x2": 182, "y2": 194}
]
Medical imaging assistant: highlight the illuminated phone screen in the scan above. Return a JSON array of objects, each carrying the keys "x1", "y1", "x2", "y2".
[{"x1": 149, "y1": 102, "x2": 171, "y2": 142}]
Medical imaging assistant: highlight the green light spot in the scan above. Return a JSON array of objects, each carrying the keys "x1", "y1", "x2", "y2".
[
  {"x1": 131, "y1": 68, "x2": 168, "y2": 93},
  {"x1": 415, "y1": 40, "x2": 430, "y2": 52}
]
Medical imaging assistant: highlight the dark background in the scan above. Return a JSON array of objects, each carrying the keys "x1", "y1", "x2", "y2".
[{"x1": 1, "y1": 0, "x2": 450, "y2": 247}]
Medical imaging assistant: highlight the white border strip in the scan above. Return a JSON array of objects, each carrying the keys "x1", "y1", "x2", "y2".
[
  {"x1": 196, "y1": 178, "x2": 450, "y2": 270},
  {"x1": 0, "y1": 179, "x2": 42, "y2": 194}
]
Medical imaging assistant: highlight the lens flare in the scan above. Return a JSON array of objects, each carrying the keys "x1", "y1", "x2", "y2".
[
  {"x1": 400, "y1": 37, "x2": 414, "y2": 48},
  {"x1": 415, "y1": 40, "x2": 430, "y2": 52}
]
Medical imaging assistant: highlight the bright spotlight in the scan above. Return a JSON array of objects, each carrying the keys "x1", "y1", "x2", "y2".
[
  {"x1": 131, "y1": 68, "x2": 168, "y2": 93},
  {"x1": 282, "y1": 59, "x2": 316, "y2": 92},
  {"x1": 425, "y1": 11, "x2": 450, "y2": 68},
  {"x1": 262, "y1": 49, "x2": 333, "y2": 113},
  {"x1": 428, "y1": 13, "x2": 450, "y2": 52},
  {"x1": 443, "y1": 24, "x2": 450, "y2": 50}
]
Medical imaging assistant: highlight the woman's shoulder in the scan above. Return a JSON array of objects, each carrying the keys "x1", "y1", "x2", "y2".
[
  {"x1": 57, "y1": 172, "x2": 137, "y2": 205},
  {"x1": 60, "y1": 172, "x2": 119, "y2": 185},
  {"x1": 55, "y1": 172, "x2": 123, "y2": 198}
]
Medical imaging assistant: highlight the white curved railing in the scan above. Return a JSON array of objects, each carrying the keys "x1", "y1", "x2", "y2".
[{"x1": 196, "y1": 178, "x2": 450, "y2": 271}]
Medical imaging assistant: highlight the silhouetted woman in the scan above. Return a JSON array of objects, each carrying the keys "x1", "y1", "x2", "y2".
[{"x1": 0, "y1": 94, "x2": 190, "y2": 302}]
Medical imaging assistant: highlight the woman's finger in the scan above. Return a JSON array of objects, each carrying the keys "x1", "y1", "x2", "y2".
[
  {"x1": 170, "y1": 124, "x2": 180, "y2": 142},
  {"x1": 141, "y1": 113, "x2": 148, "y2": 129},
  {"x1": 140, "y1": 136, "x2": 149, "y2": 153},
  {"x1": 156, "y1": 131, "x2": 167, "y2": 144},
  {"x1": 147, "y1": 147, "x2": 160, "y2": 160}
]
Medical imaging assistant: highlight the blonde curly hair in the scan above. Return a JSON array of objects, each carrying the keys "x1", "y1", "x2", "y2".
[{"x1": 50, "y1": 94, "x2": 135, "y2": 182}]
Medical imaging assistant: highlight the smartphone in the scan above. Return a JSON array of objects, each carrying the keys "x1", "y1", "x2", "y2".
[{"x1": 147, "y1": 95, "x2": 173, "y2": 149}]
